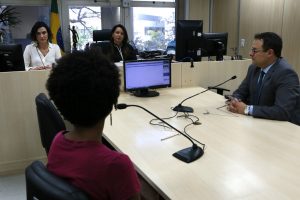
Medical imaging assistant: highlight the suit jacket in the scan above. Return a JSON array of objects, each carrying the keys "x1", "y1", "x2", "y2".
[{"x1": 233, "y1": 58, "x2": 300, "y2": 125}]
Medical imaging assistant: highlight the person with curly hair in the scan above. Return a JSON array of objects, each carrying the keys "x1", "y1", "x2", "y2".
[
  {"x1": 46, "y1": 49, "x2": 141, "y2": 200},
  {"x1": 23, "y1": 21, "x2": 61, "y2": 71}
]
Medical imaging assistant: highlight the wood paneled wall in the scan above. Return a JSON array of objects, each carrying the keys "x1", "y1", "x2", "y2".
[
  {"x1": 189, "y1": 0, "x2": 300, "y2": 76},
  {"x1": 212, "y1": 0, "x2": 239, "y2": 57},
  {"x1": 239, "y1": 0, "x2": 284, "y2": 57},
  {"x1": 188, "y1": 0, "x2": 210, "y2": 32},
  {"x1": 281, "y1": 0, "x2": 300, "y2": 76}
]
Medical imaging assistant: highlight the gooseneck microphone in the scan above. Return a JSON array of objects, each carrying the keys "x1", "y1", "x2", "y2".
[
  {"x1": 116, "y1": 103, "x2": 204, "y2": 163},
  {"x1": 173, "y1": 75, "x2": 237, "y2": 113}
]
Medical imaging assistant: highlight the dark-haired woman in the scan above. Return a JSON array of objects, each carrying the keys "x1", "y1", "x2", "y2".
[
  {"x1": 109, "y1": 24, "x2": 137, "y2": 62},
  {"x1": 23, "y1": 21, "x2": 61, "y2": 71}
]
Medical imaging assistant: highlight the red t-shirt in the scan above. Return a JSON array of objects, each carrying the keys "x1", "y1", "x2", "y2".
[{"x1": 47, "y1": 131, "x2": 140, "y2": 200}]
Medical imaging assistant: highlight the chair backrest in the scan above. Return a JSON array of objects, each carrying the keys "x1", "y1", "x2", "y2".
[
  {"x1": 35, "y1": 93, "x2": 66, "y2": 154},
  {"x1": 25, "y1": 160, "x2": 90, "y2": 200},
  {"x1": 93, "y1": 29, "x2": 111, "y2": 42},
  {"x1": 90, "y1": 29, "x2": 112, "y2": 56}
]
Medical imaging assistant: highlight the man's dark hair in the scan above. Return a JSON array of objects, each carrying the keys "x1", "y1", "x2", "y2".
[
  {"x1": 254, "y1": 32, "x2": 282, "y2": 57},
  {"x1": 46, "y1": 49, "x2": 120, "y2": 127},
  {"x1": 30, "y1": 21, "x2": 53, "y2": 42}
]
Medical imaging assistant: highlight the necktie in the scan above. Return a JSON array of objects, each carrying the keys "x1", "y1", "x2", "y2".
[{"x1": 255, "y1": 70, "x2": 265, "y2": 104}]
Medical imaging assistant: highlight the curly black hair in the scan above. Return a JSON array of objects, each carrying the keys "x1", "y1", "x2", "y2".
[
  {"x1": 30, "y1": 21, "x2": 53, "y2": 42},
  {"x1": 46, "y1": 49, "x2": 120, "y2": 127}
]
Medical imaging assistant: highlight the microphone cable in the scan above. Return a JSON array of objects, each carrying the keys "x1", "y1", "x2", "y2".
[
  {"x1": 116, "y1": 103, "x2": 205, "y2": 162},
  {"x1": 149, "y1": 108, "x2": 206, "y2": 149},
  {"x1": 177, "y1": 112, "x2": 206, "y2": 149},
  {"x1": 149, "y1": 110, "x2": 179, "y2": 129},
  {"x1": 182, "y1": 114, "x2": 206, "y2": 150}
]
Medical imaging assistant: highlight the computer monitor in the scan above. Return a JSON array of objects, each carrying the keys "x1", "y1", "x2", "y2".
[
  {"x1": 0, "y1": 44, "x2": 25, "y2": 72},
  {"x1": 123, "y1": 59, "x2": 171, "y2": 97},
  {"x1": 175, "y1": 20, "x2": 203, "y2": 62},
  {"x1": 202, "y1": 32, "x2": 228, "y2": 61}
]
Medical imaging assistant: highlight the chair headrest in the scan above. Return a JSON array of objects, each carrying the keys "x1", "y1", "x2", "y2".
[
  {"x1": 35, "y1": 93, "x2": 66, "y2": 154},
  {"x1": 35, "y1": 92, "x2": 66, "y2": 131},
  {"x1": 93, "y1": 29, "x2": 111, "y2": 42}
]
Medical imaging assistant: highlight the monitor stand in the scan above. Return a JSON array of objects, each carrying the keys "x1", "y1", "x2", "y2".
[
  {"x1": 133, "y1": 89, "x2": 159, "y2": 97},
  {"x1": 216, "y1": 52, "x2": 223, "y2": 61}
]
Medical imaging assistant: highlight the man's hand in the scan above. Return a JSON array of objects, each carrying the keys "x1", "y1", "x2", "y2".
[{"x1": 227, "y1": 98, "x2": 247, "y2": 114}]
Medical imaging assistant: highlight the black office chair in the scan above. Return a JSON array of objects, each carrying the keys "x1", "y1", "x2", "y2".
[
  {"x1": 25, "y1": 160, "x2": 89, "y2": 200},
  {"x1": 90, "y1": 29, "x2": 112, "y2": 55},
  {"x1": 35, "y1": 93, "x2": 66, "y2": 154},
  {"x1": 93, "y1": 29, "x2": 111, "y2": 42}
]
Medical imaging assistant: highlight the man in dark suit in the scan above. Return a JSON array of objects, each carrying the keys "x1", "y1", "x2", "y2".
[{"x1": 228, "y1": 32, "x2": 300, "y2": 125}]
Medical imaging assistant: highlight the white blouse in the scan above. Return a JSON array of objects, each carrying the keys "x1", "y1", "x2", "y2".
[{"x1": 23, "y1": 42, "x2": 61, "y2": 71}]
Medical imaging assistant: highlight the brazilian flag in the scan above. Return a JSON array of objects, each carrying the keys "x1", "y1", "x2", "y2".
[{"x1": 50, "y1": 0, "x2": 64, "y2": 52}]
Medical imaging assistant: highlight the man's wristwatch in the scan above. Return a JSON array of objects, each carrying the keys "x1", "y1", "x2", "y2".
[{"x1": 244, "y1": 105, "x2": 250, "y2": 115}]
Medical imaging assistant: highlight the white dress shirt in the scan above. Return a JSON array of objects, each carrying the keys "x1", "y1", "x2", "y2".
[{"x1": 23, "y1": 42, "x2": 61, "y2": 71}]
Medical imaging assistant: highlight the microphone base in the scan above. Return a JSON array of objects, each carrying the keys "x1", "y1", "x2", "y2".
[
  {"x1": 172, "y1": 105, "x2": 194, "y2": 113},
  {"x1": 173, "y1": 145, "x2": 204, "y2": 163}
]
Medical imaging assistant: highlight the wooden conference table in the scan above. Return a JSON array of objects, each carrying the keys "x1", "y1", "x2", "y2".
[
  {"x1": 103, "y1": 87, "x2": 300, "y2": 200},
  {"x1": 0, "y1": 59, "x2": 251, "y2": 175}
]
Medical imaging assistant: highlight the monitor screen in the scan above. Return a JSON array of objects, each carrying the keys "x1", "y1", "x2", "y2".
[
  {"x1": 123, "y1": 59, "x2": 171, "y2": 97},
  {"x1": 0, "y1": 44, "x2": 25, "y2": 72},
  {"x1": 175, "y1": 20, "x2": 203, "y2": 62},
  {"x1": 202, "y1": 32, "x2": 228, "y2": 60}
]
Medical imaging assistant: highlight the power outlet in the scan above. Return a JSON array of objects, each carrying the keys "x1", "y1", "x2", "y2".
[{"x1": 240, "y1": 38, "x2": 245, "y2": 47}]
